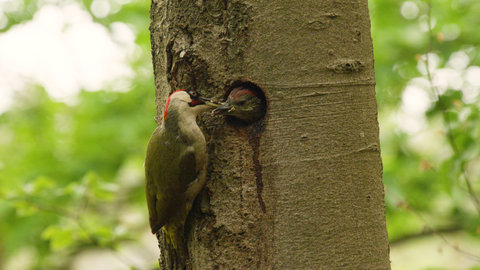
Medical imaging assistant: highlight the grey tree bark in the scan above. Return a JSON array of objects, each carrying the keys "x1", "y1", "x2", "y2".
[{"x1": 149, "y1": 0, "x2": 390, "y2": 269}]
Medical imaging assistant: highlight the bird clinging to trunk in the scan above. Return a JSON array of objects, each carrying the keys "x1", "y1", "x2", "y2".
[{"x1": 144, "y1": 89, "x2": 218, "y2": 268}]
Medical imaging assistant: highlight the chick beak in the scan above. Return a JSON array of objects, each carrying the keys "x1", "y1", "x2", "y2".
[{"x1": 212, "y1": 102, "x2": 236, "y2": 115}]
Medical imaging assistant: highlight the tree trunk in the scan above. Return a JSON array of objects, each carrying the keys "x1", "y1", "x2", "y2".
[{"x1": 149, "y1": 0, "x2": 390, "y2": 269}]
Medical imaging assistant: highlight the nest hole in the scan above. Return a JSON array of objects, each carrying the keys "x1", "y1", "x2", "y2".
[{"x1": 223, "y1": 80, "x2": 267, "y2": 126}]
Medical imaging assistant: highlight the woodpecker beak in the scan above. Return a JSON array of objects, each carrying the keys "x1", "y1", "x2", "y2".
[
  {"x1": 212, "y1": 102, "x2": 235, "y2": 115},
  {"x1": 190, "y1": 95, "x2": 216, "y2": 107},
  {"x1": 199, "y1": 96, "x2": 221, "y2": 108},
  {"x1": 199, "y1": 96, "x2": 210, "y2": 103}
]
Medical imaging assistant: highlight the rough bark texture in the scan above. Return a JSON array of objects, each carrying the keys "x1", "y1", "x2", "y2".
[{"x1": 149, "y1": 0, "x2": 390, "y2": 269}]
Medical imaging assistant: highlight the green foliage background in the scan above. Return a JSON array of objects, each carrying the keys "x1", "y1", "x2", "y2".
[
  {"x1": 372, "y1": 0, "x2": 480, "y2": 241},
  {"x1": 0, "y1": 0, "x2": 156, "y2": 268},
  {"x1": 0, "y1": 0, "x2": 479, "y2": 269}
]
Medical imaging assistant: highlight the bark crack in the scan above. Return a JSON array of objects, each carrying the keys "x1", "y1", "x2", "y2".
[{"x1": 247, "y1": 121, "x2": 267, "y2": 213}]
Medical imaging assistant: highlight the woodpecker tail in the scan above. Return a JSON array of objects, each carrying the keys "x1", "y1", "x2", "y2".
[{"x1": 163, "y1": 225, "x2": 189, "y2": 269}]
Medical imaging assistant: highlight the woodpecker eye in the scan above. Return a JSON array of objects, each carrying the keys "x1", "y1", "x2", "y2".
[
  {"x1": 237, "y1": 100, "x2": 246, "y2": 106},
  {"x1": 188, "y1": 90, "x2": 198, "y2": 98}
]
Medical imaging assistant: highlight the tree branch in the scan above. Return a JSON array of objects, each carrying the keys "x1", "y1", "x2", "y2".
[{"x1": 389, "y1": 225, "x2": 462, "y2": 245}]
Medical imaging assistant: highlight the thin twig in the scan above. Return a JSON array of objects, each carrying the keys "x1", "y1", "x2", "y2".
[
  {"x1": 390, "y1": 196, "x2": 480, "y2": 262},
  {"x1": 412, "y1": 210, "x2": 480, "y2": 262},
  {"x1": 389, "y1": 225, "x2": 462, "y2": 245}
]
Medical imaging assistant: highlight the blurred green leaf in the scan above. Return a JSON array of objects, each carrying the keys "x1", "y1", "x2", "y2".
[{"x1": 41, "y1": 225, "x2": 75, "y2": 251}]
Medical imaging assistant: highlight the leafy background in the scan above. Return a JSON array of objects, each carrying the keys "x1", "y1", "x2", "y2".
[{"x1": 0, "y1": 0, "x2": 479, "y2": 269}]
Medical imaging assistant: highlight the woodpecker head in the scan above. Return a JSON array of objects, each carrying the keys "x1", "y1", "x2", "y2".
[
  {"x1": 213, "y1": 87, "x2": 265, "y2": 123},
  {"x1": 163, "y1": 89, "x2": 217, "y2": 123}
]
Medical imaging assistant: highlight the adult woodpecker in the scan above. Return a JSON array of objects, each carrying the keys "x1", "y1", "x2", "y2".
[
  {"x1": 145, "y1": 89, "x2": 217, "y2": 262},
  {"x1": 213, "y1": 86, "x2": 265, "y2": 123}
]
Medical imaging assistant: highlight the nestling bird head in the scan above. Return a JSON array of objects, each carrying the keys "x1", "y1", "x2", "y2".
[
  {"x1": 213, "y1": 87, "x2": 266, "y2": 123},
  {"x1": 163, "y1": 89, "x2": 218, "y2": 123}
]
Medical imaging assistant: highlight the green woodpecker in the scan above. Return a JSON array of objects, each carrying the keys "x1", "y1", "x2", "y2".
[
  {"x1": 213, "y1": 86, "x2": 265, "y2": 123},
  {"x1": 145, "y1": 89, "x2": 217, "y2": 259}
]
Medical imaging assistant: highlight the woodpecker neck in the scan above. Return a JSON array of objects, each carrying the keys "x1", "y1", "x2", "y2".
[
  {"x1": 162, "y1": 100, "x2": 208, "y2": 171},
  {"x1": 163, "y1": 100, "x2": 210, "y2": 132}
]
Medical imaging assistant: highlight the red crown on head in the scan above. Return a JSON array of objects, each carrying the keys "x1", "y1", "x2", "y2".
[
  {"x1": 230, "y1": 88, "x2": 257, "y2": 100},
  {"x1": 163, "y1": 89, "x2": 184, "y2": 121}
]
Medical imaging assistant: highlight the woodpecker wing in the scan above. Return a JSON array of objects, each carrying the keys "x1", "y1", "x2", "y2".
[{"x1": 145, "y1": 127, "x2": 198, "y2": 234}]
